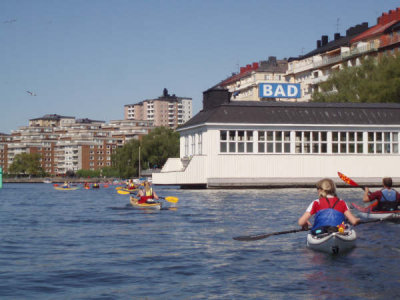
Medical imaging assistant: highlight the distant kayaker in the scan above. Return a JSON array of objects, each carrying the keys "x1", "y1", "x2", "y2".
[
  {"x1": 298, "y1": 178, "x2": 360, "y2": 234},
  {"x1": 137, "y1": 181, "x2": 159, "y2": 204},
  {"x1": 126, "y1": 179, "x2": 136, "y2": 190},
  {"x1": 363, "y1": 177, "x2": 400, "y2": 211}
]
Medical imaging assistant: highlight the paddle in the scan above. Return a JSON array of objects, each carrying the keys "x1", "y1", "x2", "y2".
[
  {"x1": 233, "y1": 217, "x2": 394, "y2": 241},
  {"x1": 337, "y1": 172, "x2": 367, "y2": 192},
  {"x1": 233, "y1": 228, "x2": 307, "y2": 241},
  {"x1": 117, "y1": 190, "x2": 179, "y2": 203},
  {"x1": 117, "y1": 189, "x2": 138, "y2": 195},
  {"x1": 159, "y1": 196, "x2": 179, "y2": 204}
]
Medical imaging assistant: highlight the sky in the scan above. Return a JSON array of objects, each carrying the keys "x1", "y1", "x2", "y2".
[{"x1": 1, "y1": 0, "x2": 399, "y2": 134}]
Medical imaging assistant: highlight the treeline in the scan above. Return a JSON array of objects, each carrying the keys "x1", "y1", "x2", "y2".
[
  {"x1": 7, "y1": 127, "x2": 179, "y2": 179},
  {"x1": 312, "y1": 54, "x2": 400, "y2": 103}
]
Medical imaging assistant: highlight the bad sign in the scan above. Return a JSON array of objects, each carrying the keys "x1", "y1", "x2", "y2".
[{"x1": 259, "y1": 83, "x2": 301, "y2": 98}]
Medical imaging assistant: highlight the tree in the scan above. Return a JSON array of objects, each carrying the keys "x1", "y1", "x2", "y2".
[
  {"x1": 312, "y1": 55, "x2": 400, "y2": 103},
  {"x1": 111, "y1": 127, "x2": 179, "y2": 178},
  {"x1": 8, "y1": 153, "x2": 45, "y2": 176},
  {"x1": 140, "y1": 127, "x2": 179, "y2": 169},
  {"x1": 112, "y1": 139, "x2": 141, "y2": 178}
]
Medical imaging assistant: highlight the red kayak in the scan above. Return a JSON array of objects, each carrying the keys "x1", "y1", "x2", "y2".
[{"x1": 351, "y1": 202, "x2": 400, "y2": 220}]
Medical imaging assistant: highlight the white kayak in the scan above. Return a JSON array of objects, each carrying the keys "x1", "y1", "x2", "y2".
[{"x1": 307, "y1": 229, "x2": 356, "y2": 254}]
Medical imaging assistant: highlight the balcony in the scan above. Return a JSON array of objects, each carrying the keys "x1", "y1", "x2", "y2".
[
  {"x1": 380, "y1": 34, "x2": 400, "y2": 48},
  {"x1": 341, "y1": 44, "x2": 378, "y2": 59}
]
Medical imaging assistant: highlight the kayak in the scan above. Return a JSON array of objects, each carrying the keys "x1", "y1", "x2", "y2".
[
  {"x1": 120, "y1": 188, "x2": 139, "y2": 193},
  {"x1": 54, "y1": 186, "x2": 79, "y2": 191},
  {"x1": 130, "y1": 196, "x2": 161, "y2": 210},
  {"x1": 307, "y1": 228, "x2": 356, "y2": 254},
  {"x1": 351, "y1": 202, "x2": 400, "y2": 220}
]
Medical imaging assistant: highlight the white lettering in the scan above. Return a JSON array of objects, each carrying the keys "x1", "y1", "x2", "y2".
[
  {"x1": 263, "y1": 84, "x2": 273, "y2": 97},
  {"x1": 287, "y1": 85, "x2": 299, "y2": 97},
  {"x1": 274, "y1": 85, "x2": 286, "y2": 97}
]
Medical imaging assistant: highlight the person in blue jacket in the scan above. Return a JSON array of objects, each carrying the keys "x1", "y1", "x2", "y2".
[
  {"x1": 298, "y1": 178, "x2": 359, "y2": 234},
  {"x1": 363, "y1": 177, "x2": 400, "y2": 211}
]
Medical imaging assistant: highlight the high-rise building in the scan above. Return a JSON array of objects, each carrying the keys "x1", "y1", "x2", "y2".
[{"x1": 124, "y1": 89, "x2": 192, "y2": 129}]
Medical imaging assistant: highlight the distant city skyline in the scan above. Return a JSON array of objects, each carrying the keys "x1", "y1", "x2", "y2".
[{"x1": 1, "y1": 0, "x2": 399, "y2": 133}]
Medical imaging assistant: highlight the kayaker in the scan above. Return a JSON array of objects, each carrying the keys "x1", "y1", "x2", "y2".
[
  {"x1": 363, "y1": 177, "x2": 400, "y2": 211},
  {"x1": 126, "y1": 179, "x2": 136, "y2": 190},
  {"x1": 137, "y1": 181, "x2": 159, "y2": 204},
  {"x1": 298, "y1": 178, "x2": 360, "y2": 234}
]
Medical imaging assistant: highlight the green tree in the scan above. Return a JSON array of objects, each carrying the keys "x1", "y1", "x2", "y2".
[
  {"x1": 9, "y1": 153, "x2": 45, "y2": 176},
  {"x1": 111, "y1": 127, "x2": 179, "y2": 178},
  {"x1": 140, "y1": 127, "x2": 179, "y2": 169},
  {"x1": 312, "y1": 55, "x2": 400, "y2": 103},
  {"x1": 112, "y1": 139, "x2": 141, "y2": 178}
]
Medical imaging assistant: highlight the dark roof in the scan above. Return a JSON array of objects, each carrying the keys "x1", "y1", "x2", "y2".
[
  {"x1": 289, "y1": 23, "x2": 369, "y2": 62},
  {"x1": 30, "y1": 114, "x2": 75, "y2": 121},
  {"x1": 180, "y1": 101, "x2": 400, "y2": 129}
]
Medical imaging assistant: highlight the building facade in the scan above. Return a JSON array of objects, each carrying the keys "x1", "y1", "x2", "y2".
[
  {"x1": 217, "y1": 7, "x2": 400, "y2": 103},
  {"x1": 218, "y1": 57, "x2": 290, "y2": 102},
  {"x1": 153, "y1": 88, "x2": 400, "y2": 188},
  {"x1": 0, "y1": 114, "x2": 154, "y2": 176},
  {"x1": 124, "y1": 89, "x2": 192, "y2": 129}
]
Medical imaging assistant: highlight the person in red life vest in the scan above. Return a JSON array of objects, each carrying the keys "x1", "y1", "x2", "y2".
[
  {"x1": 137, "y1": 181, "x2": 159, "y2": 204},
  {"x1": 298, "y1": 178, "x2": 359, "y2": 234},
  {"x1": 363, "y1": 177, "x2": 400, "y2": 211}
]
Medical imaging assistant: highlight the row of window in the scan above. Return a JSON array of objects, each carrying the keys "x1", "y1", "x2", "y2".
[{"x1": 220, "y1": 130, "x2": 399, "y2": 154}]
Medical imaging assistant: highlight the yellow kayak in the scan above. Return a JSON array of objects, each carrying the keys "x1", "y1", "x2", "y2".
[{"x1": 130, "y1": 196, "x2": 161, "y2": 210}]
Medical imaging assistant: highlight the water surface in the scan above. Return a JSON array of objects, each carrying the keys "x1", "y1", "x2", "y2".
[{"x1": 0, "y1": 184, "x2": 399, "y2": 299}]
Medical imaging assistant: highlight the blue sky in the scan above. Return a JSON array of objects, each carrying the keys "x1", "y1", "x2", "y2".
[{"x1": 1, "y1": 0, "x2": 399, "y2": 133}]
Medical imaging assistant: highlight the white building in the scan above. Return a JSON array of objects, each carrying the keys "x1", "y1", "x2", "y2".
[{"x1": 153, "y1": 88, "x2": 400, "y2": 188}]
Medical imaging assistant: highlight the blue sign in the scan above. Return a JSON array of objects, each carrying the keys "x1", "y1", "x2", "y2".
[{"x1": 259, "y1": 83, "x2": 301, "y2": 98}]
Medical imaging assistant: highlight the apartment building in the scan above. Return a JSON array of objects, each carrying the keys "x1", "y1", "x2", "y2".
[
  {"x1": 215, "y1": 7, "x2": 400, "y2": 103},
  {"x1": 287, "y1": 7, "x2": 400, "y2": 102},
  {"x1": 0, "y1": 114, "x2": 154, "y2": 176},
  {"x1": 218, "y1": 56, "x2": 289, "y2": 102},
  {"x1": 124, "y1": 89, "x2": 192, "y2": 129}
]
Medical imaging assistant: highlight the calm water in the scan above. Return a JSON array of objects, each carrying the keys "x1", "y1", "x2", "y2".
[{"x1": 0, "y1": 184, "x2": 399, "y2": 299}]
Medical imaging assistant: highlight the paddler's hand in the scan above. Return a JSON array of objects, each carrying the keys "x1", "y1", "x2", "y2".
[{"x1": 301, "y1": 221, "x2": 311, "y2": 230}]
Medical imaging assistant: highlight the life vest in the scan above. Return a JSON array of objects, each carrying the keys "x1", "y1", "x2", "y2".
[
  {"x1": 311, "y1": 197, "x2": 345, "y2": 232},
  {"x1": 376, "y1": 188, "x2": 398, "y2": 211},
  {"x1": 138, "y1": 188, "x2": 154, "y2": 204}
]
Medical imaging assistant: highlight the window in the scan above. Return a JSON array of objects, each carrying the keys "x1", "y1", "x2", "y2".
[
  {"x1": 258, "y1": 131, "x2": 290, "y2": 153},
  {"x1": 332, "y1": 131, "x2": 363, "y2": 154},
  {"x1": 198, "y1": 133, "x2": 202, "y2": 155},
  {"x1": 295, "y1": 131, "x2": 327, "y2": 153},
  {"x1": 220, "y1": 130, "x2": 253, "y2": 153},
  {"x1": 368, "y1": 131, "x2": 399, "y2": 154}
]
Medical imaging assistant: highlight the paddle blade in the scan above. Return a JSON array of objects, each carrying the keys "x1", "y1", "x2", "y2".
[
  {"x1": 115, "y1": 186, "x2": 123, "y2": 190},
  {"x1": 163, "y1": 196, "x2": 179, "y2": 203},
  {"x1": 338, "y1": 172, "x2": 359, "y2": 187}
]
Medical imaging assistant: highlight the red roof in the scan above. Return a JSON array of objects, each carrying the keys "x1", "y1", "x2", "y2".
[
  {"x1": 352, "y1": 7, "x2": 400, "y2": 43},
  {"x1": 351, "y1": 20, "x2": 399, "y2": 43}
]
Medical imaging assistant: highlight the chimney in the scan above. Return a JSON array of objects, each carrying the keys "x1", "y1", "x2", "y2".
[
  {"x1": 334, "y1": 33, "x2": 341, "y2": 40},
  {"x1": 268, "y1": 56, "x2": 277, "y2": 65},
  {"x1": 321, "y1": 35, "x2": 328, "y2": 46},
  {"x1": 202, "y1": 87, "x2": 231, "y2": 111},
  {"x1": 317, "y1": 40, "x2": 322, "y2": 48}
]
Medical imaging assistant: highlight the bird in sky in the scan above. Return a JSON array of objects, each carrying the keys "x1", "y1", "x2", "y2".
[
  {"x1": 3, "y1": 19, "x2": 17, "y2": 24},
  {"x1": 26, "y1": 91, "x2": 37, "y2": 96}
]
